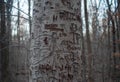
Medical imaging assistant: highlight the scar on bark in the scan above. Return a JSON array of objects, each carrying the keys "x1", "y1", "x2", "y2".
[
  {"x1": 44, "y1": 37, "x2": 48, "y2": 45},
  {"x1": 45, "y1": 24, "x2": 64, "y2": 32}
]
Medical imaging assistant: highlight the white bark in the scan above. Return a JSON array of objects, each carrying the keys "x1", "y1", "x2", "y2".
[{"x1": 30, "y1": 0, "x2": 82, "y2": 82}]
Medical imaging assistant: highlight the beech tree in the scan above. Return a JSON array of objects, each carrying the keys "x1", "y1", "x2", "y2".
[{"x1": 30, "y1": 0, "x2": 83, "y2": 82}]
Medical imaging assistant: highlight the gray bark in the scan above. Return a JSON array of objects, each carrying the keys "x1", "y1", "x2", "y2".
[{"x1": 30, "y1": 0, "x2": 82, "y2": 82}]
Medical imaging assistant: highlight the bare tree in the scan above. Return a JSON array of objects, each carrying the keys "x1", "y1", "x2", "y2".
[
  {"x1": 84, "y1": 0, "x2": 93, "y2": 82},
  {"x1": 0, "y1": 0, "x2": 9, "y2": 82}
]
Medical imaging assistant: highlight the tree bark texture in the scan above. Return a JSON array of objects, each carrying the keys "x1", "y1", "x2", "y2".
[{"x1": 30, "y1": 0, "x2": 82, "y2": 82}]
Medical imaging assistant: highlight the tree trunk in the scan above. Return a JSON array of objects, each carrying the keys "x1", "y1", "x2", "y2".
[
  {"x1": 28, "y1": 0, "x2": 32, "y2": 34},
  {"x1": 84, "y1": 0, "x2": 93, "y2": 82},
  {"x1": 30, "y1": 0, "x2": 82, "y2": 82},
  {"x1": 0, "y1": 1, "x2": 9, "y2": 82}
]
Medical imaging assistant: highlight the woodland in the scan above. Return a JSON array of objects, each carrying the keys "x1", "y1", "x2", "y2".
[{"x1": 0, "y1": 0, "x2": 120, "y2": 82}]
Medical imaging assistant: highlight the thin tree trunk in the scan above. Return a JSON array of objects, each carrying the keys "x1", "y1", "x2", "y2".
[
  {"x1": 106, "y1": 0, "x2": 116, "y2": 79},
  {"x1": 84, "y1": 0, "x2": 93, "y2": 82},
  {"x1": 28, "y1": 0, "x2": 31, "y2": 34},
  {"x1": 16, "y1": 1, "x2": 20, "y2": 82},
  {"x1": 117, "y1": 0, "x2": 120, "y2": 52}
]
